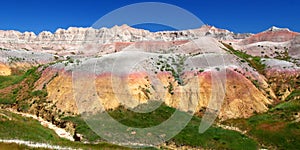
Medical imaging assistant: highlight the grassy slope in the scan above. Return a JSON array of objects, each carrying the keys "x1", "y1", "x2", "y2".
[
  {"x1": 63, "y1": 104, "x2": 258, "y2": 149},
  {"x1": 0, "y1": 110, "x2": 129, "y2": 150},
  {"x1": 0, "y1": 67, "x2": 40, "y2": 105},
  {"x1": 216, "y1": 43, "x2": 300, "y2": 149},
  {"x1": 0, "y1": 75, "x2": 24, "y2": 89},
  {"x1": 0, "y1": 67, "x2": 128, "y2": 149},
  {"x1": 223, "y1": 99, "x2": 300, "y2": 149},
  {"x1": 220, "y1": 43, "x2": 300, "y2": 149}
]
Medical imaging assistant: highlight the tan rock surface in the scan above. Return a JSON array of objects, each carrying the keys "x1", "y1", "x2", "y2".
[{"x1": 43, "y1": 67, "x2": 271, "y2": 120}]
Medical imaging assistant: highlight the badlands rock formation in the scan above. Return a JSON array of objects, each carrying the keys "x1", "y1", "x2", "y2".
[
  {"x1": 241, "y1": 26, "x2": 299, "y2": 44},
  {"x1": 235, "y1": 26, "x2": 300, "y2": 64},
  {"x1": 0, "y1": 25, "x2": 299, "y2": 121},
  {"x1": 0, "y1": 25, "x2": 249, "y2": 55}
]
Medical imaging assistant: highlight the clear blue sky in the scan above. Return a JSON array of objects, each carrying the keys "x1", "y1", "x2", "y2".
[{"x1": 0, "y1": 0, "x2": 299, "y2": 34}]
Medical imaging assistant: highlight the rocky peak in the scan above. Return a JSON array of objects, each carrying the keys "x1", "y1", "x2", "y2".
[
  {"x1": 240, "y1": 26, "x2": 299, "y2": 44},
  {"x1": 267, "y1": 26, "x2": 291, "y2": 32}
]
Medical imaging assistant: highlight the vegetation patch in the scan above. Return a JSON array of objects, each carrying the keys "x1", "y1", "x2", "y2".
[
  {"x1": 223, "y1": 99, "x2": 300, "y2": 149},
  {"x1": 286, "y1": 90, "x2": 300, "y2": 101},
  {"x1": 0, "y1": 75, "x2": 24, "y2": 89},
  {"x1": 64, "y1": 103, "x2": 257, "y2": 149},
  {"x1": 222, "y1": 42, "x2": 266, "y2": 74},
  {"x1": 0, "y1": 110, "x2": 130, "y2": 149}
]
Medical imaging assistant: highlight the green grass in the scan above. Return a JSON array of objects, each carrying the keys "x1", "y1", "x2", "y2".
[
  {"x1": 270, "y1": 100, "x2": 300, "y2": 113},
  {"x1": 0, "y1": 142, "x2": 44, "y2": 150},
  {"x1": 223, "y1": 100, "x2": 300, "y2": 149},
  {"x1": 64, "y1": 103, "x2": 258, "y2": 149},
  {"x1": 0, "y1": 87, "x2": 21, "y2": 104},
  {"x1": 62, "y1": 115, "x2": 101, "y2": 142},
  {"x1": 0, "y1": 66, "x2": 41, "y2": 90},
  {"x1": 249, "y1": 122, "x2": 300, "y2": 149},
  {"x1": 0, "y1": 67, "x2": 42, "y2": 105},
  {"x1": 0, "y1": 110, "x2": 62, "y2": 143},
  {"x1": 108, "y1": 103, "x2": 175, "y2": 128},
  {"x1": 62, "y1": 102, "x2": 175, "y2": 142},
  {"x1": 0, "y1": 66, "x2": 40, "y2": 89},
  {"x1": 285, "y1": 90, "x2": 300, "y2": 101},
  {"x1": 31, "y1": 90, "x2": 48, "y2": 97},
  {"x1": 0, "y1": 110, "x2": 130, "y2": 149},
  {"x1": 0, "y1": 93, "x2": 17, "y2": 104},
  {"x1": 0, "y1": 75, "x2": 24, "y2": 89},
  {"x1": 172, "y1": 117, "x2": 257, "y2": 149}
]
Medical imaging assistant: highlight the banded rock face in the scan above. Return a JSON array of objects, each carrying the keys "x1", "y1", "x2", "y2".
[
  {"x1": 233, "y1": 26, "x2": 300, "y2": 62},
  {"x1": 0, "y1": 25, "x2": 250, "y2": 55},
  {"x1": 0, "y1": 25, "x2": 299, "y2": 121},
  {"x1": 240, "y1": 26, "x2": 299, "y2": 45},
  {"x1": 263, "y1": 59, "x2": 300, "y2": 101},
  {"x1": 38, "y1": 45, "x2": 273, "y2": 120},
  {"x1": 40, "y1": 66, "x2": 271, "y2": 120}
]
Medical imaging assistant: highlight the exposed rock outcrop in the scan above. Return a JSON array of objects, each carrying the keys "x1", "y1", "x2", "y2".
[
  {"x1": 0, "y1": 25, "x2": 250, "y2": 56},
  {"x1": 241, "y1": 26, "x2": 299, "y2": 45},
  {"x1": 41, "y1": 65, "x2": 272, "y2": 120}
]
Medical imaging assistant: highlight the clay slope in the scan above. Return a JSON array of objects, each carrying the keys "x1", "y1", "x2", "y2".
[
  {"x1": 0, "y1": 25, "x2": 299, "y2": 122},
  {"x1": 37, "y1": 44, "x2": 273, "y2": 120},
  {"x1": 42, "y1": 67, "x2": 271, "y2": 120}
]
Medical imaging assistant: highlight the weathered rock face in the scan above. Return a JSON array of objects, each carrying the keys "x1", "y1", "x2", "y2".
[
  {"x1": 266, "y1": 69, "x2": 300, "y2": 101},
  {"x1": 259, "y1": 58, "x2": 300, "y2": 101},
  {"x1": 41, "y1": 66, "x2": 272, "y2": 120},
  {"x1": 290, "y1": 35, "x2": 300, "y2": 61},
  {"x1": 45, "y1": 69, "x2": 77, "y2": 114},
  {"x1": 0, "y1": 49, "x2": 55, "y2": 75},
  {"x1": 229, "y1": 27, "x2": 300, "y2": 61},
  {"x1": 219, "y1": 68, "x2": 271, "y2": 119},
  {"x1": 0, "y1": 25, "x2": 250, "y2": 55},
  {"x1": 0, "y1": 63, "x2": 11, "y2": 76}
]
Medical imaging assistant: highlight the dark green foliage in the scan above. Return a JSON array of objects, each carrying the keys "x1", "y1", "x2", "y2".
[{"x1": 66, "y1": 56, "x2": 74, "y2": 63}]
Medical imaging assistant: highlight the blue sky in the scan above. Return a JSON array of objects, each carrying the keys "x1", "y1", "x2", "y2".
[{"x1": 0, "y1": 0, "x2": 299, "y2": 34}]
